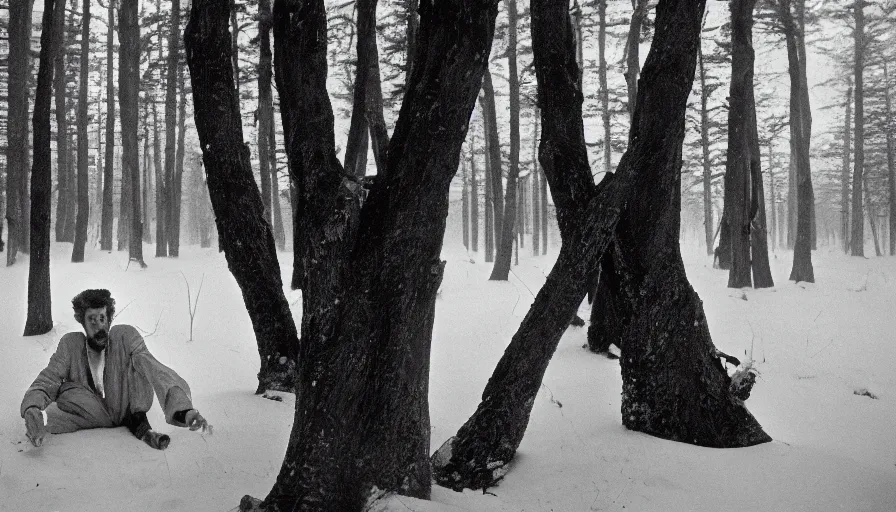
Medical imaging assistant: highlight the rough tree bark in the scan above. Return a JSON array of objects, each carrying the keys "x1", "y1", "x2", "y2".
[
  {"x1": 432, "y1": 0, "x2": 769, "y2": 491},
  {"x1": 25, "y1": 0, "x2": 60, "y2": 336},
  {"x1": 238, "y1": 0, "x2": 499, "y2": 508},
  {"x1": 6, "y1": 0, "x2": 35, "y2": 265},
  {"x1": 120, "y1": 0, "x2": 145, "y2": 265},
  {"x1": 490, "y1": 0, "x2": 520, "y2": 280},
  {"x1": 185, "y1": 0, "x2": 299, "y2": 394},
  {"x1": 258, "y1": 0, "x2": 274, "y2": 225},
  {"x1": 841, "y1": 81, "x2": 852, "y2": 253},
  {"x1": 72, "y1": 0, "x2": 91, "y2": 263},
  {"x1": 101, "y1": 0, "x2": 116, "y2": 252}
]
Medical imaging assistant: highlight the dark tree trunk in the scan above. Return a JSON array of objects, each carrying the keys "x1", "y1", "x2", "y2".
[
  {"x1": 432, "y1": 0, "x2": 769, "y2": 491},
  {"x1": 142, "y1": 104, "x2": 153, "y2": 244},
  {"x1": 54, "y1": 0, "x2": 71, "y2": 243},
  {"x1": 72, "y1": 0, "x2": 91, "y2": 263},
  {"x1": 750, "y1": 124, "x2": 774, "y2": 287},
  {"x1": 623, "y1": 0, "x2": 648, "y2": 125},
  {"x1": 471, "y1": 135, "x2": 479, "y2": 253},
  {"x1": 25, "y1": 0, "x2": 60, "y2": 336},
  {"x1": 540, "y1": 165, "x2": 548, "y2": 254},
  {"x1": 172, "y1": 60, "x2": 187, "y2": 257},
  {"x1": 154, "y1": 100, "x2": 166, "y2": 255},
  {"x1": 7, "y1": 0, "x2": 35, "y2": 266},
  {"x1": 236, "y1": 0, "x2": 498, "y2": 508},
  {"x1": 842, "y1": 82, "x2": 852, "y2": 253},
  {"x1": 768, "y1": 144, "x2": 777, "y2": 251},
  {"x1": 163, "y1": 0, "x2": 181, "y2": 256},
  {"x1": 186, "y1": 0, "x2": 299, "y2": 393},
  {"x1": 490, "y1": 0, "x2": 520, "y2": 281},
  {"x1": 481, "y1": 69, "x2": 504, "y2": 253},
  {"x1": 101, "y1": 0, "x2": 116, "y2": 252},
  {"x1": 120, "y1": 0, "x2": 145, "y2": 266},
  {"x1": 725, "y1": 0, "x2": 757, "y2": 288},
  {"x1": 850, "y1": 0, "x2": 865, "y2": 257},
  {"x1": 118, "y1": 147, "x2": 131, "y2": 250},
  {"x1": 779, "y1": 0, "x2": 813, "y2": 281},
  {"x1": 699, "y1": 41, "x2": 714, "y2": 255},
  {"x1": 405, "y1": 0, "x2": 418, "y2": 84},
  {"x1": 796, "y1": 0, "x2": 815, "y2": 251}
]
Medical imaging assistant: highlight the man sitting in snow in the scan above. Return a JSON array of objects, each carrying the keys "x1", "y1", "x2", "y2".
[{"x1": 21, "y1": 289, "x2": 211, "y2": 450}]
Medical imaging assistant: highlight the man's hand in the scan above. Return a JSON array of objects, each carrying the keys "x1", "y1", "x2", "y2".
[
  {"x1": 24, "y1": 407, "x2": 46, "y2": 447},
  {"x1": 184, "y1": 409, "x2": 212, "y2": 434}
]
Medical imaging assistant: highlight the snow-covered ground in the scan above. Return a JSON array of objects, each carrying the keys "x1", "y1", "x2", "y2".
[{"x1": 1, "y1": 238, "x2": 894, "y2": 511}]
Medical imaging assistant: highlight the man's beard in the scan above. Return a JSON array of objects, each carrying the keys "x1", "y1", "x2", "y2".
[{"x1": 87, "y1": 330, "x2": 108, "y2": 352}]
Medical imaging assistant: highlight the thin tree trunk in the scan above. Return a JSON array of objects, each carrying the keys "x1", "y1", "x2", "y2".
[
  {"x1": 699, "y1": 40, "x2": 714, "y2": 255},
  {"x1": 540, "y1": 164, "x2": 548, "y2": 254},
  {"x1": 865, "y1": 184, "x2": 881, "y2": 256},
  {"x1": 186, "y1": 0, "x2": 299, "y2": 394},
  {"x1": 850, "y1": 0, "x2": 865, "y2": 257},
  {"x1": 481, "y1": 69, "x2": 504, "y2": 257},
  {"x1": 162, "y1": 0, "x2": 181, "y2": 257},
  {"x1": 269, "y1": 115, "x2": 286, "y2": 250},
  {"x1": 342, "y1": 0, "x2": 380, "y2": 178},
  {"x1": 25, "y1": 0, "x2": 60, "y2": 336},
  {"x1": 257, "y1": 0, "x2": 274, "y2": 225},
  {"x1": 172, "y1": 59, "x2": 187, "y2": 257},
  {"x1": 72, "y1": 0, "x2": 91, "y2": 262},
  {"x1": 7, "y1": 0, "x2": 35, "y2": 265},
  {"x1": 597, "y1": 0, "x2": 611, "y2": 176},
  {"x1": 463, "y1": 157, "x2": 470, "y2": 250},
  {"x1": 405, "y1": 0, "x2": 418, "y2": 84},
  {"x1": 841, "y1": 82, "x2": 852, "y2": 253},
  {"x1": 120, "y1": 0, "x2": 145, "y2": 266},
  {"x1": 471, "y1": 142, "x2": 480, "y2": 254},
  {"x1": 490, "y1": 0, "x2": 520, "y2": 281},
  {"x1": 365, "y1": 30, "x2": 389, "y2": 175},
  {"x1": 142, "y1": 105, "x2": 152, "y2": 244},
  {"x1": 54, "y1": 0, "x2": 70, "y2": 243},
  {"x1": 885, "y1": 61, "x2": 895, "y2": 256},
  {"x1": 483, "y1": 107, "x2": 495, "y2": 262},
  {"x1": 768, "y1": 143, "x2": 778, "y2": 251},
  {"x1": 531, "y1": 110, "x2": 540, "y2": 256}
]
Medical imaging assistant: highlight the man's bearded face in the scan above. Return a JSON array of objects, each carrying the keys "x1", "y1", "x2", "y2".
[{"x1": 84, "y1": 307, "x2": 110, "y2": 351}]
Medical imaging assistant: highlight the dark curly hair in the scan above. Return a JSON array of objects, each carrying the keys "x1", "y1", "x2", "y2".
[{"x1": 72, "y1": 289, "x2": 116, "y2": 326}]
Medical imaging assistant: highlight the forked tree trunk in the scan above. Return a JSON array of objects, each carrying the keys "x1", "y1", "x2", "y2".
[
  {"x1": 7, "y1": 0, "x2": 35, "y2": 266},
  {"x1": 490, "y1": 0, "x2": 520, "y2": 281},
  {"x1": 72, "y1": 0, "x2": 91, "y2": 263},
  {"x1": 120, "y1": 0, "x2": 144, "y2": 265},
  {"x1": 237, "y1": 0, "x2": 498, "y2": 508},
  {"x1": 101, "y1": 0, "x2": 116, "y2": 251},
  {"x1": 432, "y1": 0, "x2": 769, "y2": 491},
  {"x1": 186, "y1": 0, "x2": 298, "y2": 394},
  {"x1": 25, "y1": 0, "x2": 59, "y2": 336}
]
